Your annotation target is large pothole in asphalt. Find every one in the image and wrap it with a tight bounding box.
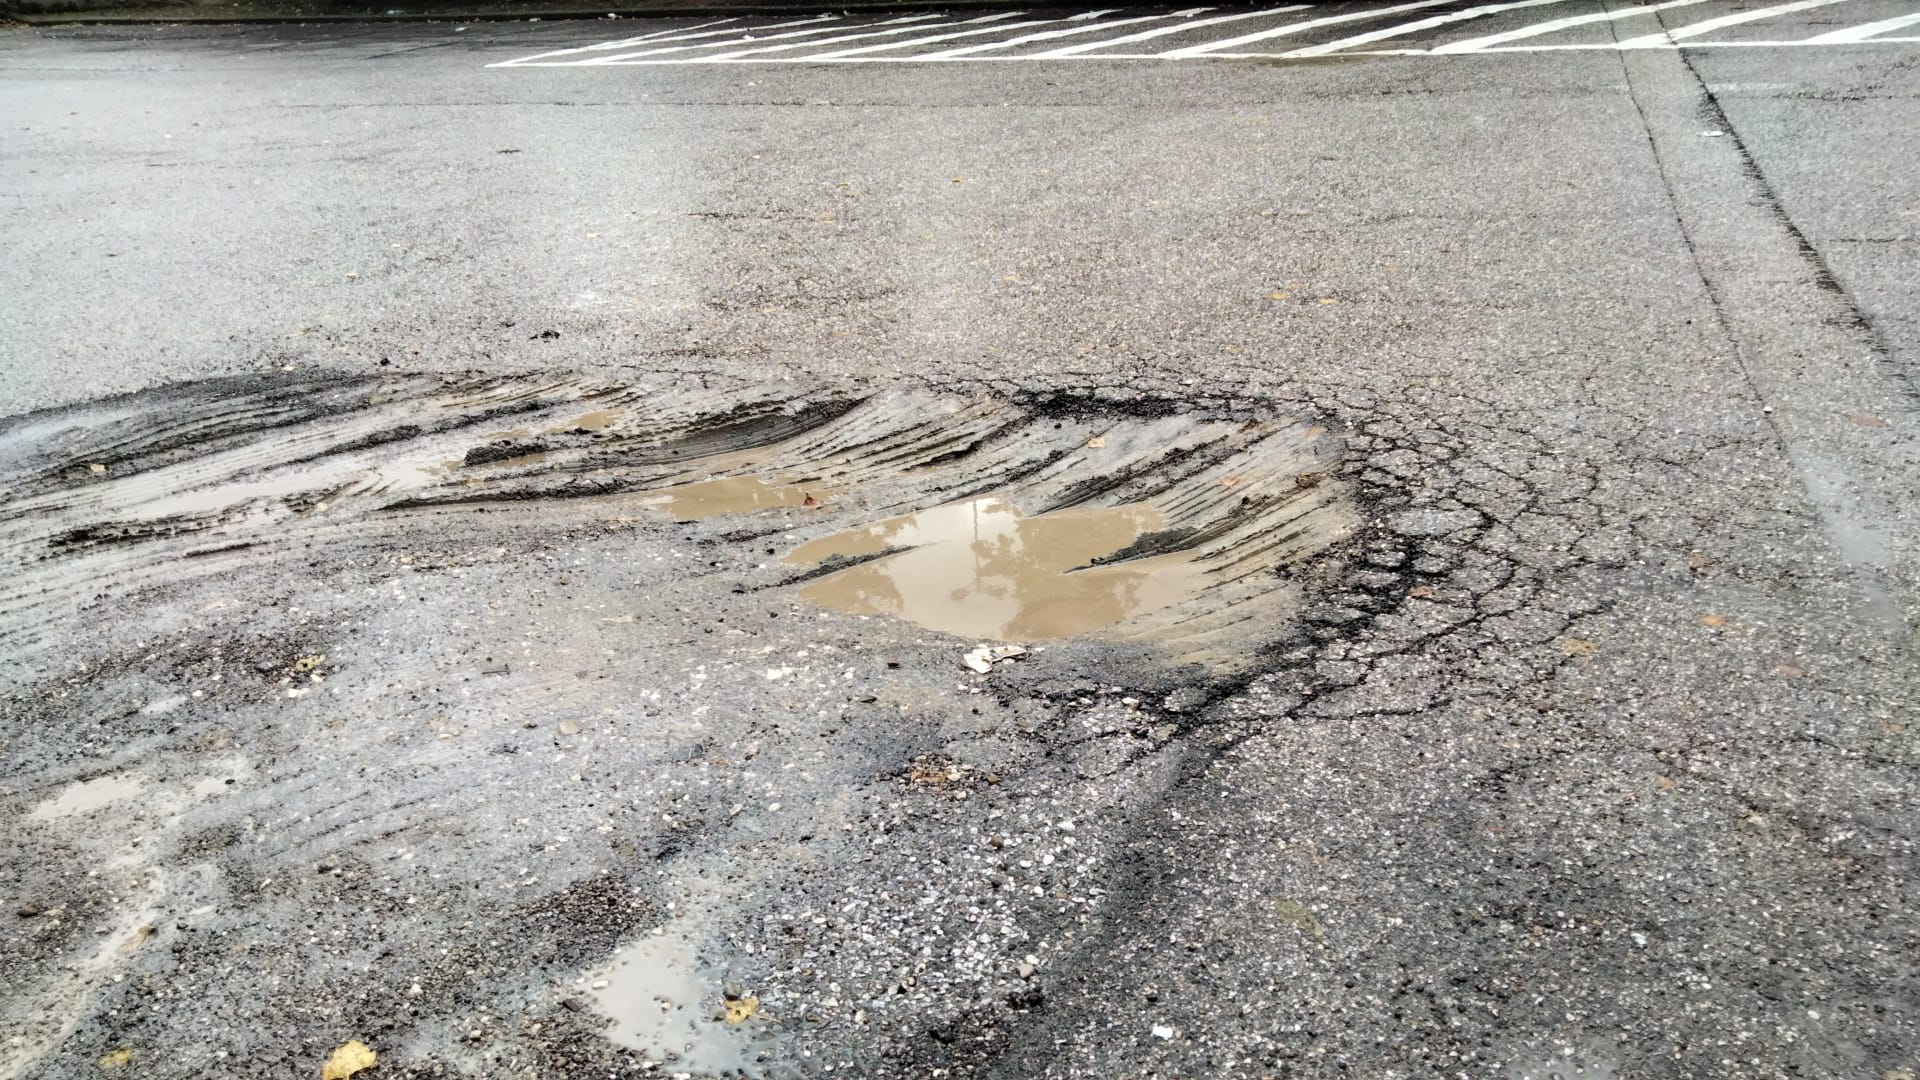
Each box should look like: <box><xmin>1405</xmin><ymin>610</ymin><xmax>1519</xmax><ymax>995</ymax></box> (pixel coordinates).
<box><xmin>0</xmin><ymin>372</ymin><xmax>1359</xmax><ymax>1076</ymax></box>
<box><xmin>1</xmin><ymin>372</ymin><xmax>1352</xmax><ymax>675</ymax></box>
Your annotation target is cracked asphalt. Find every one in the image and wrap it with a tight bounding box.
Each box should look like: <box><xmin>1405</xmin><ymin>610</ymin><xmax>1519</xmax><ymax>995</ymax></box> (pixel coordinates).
<box><xmin>1</xmin><ymin>8</ymin><xmax>1917</xmax><ymax>1080</ymax></box>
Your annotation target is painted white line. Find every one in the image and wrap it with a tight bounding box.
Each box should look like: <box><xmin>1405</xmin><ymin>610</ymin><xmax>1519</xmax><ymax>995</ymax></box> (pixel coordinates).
<box><xmin>583</xmin><ymin>14</ymin><xmax>941</xmax><ymax>63</ymax></box>
<box><xmin>1471</xmin><ymin>35</ymin><xmax>1919</xmax><ymax>50</ymax></box>
<box><xmin>1161</xmin><ymin>0</ymin><xmax>1480</xmax><ymax>58</ymax></box>
<box><xmin>1431</xmin><ymin>0</ymin><xmax>1712</xmax><ymax>53</ymax></box>
<box><xmin>700</xmin><ymin>12</ymin><xmax>1018</xmax><ymax>60</ymax></box>
<box><xmin>1803</xmin><ymin>10</ymin><xmax>1920</xmax><ymax>42</ymax></box>
<box><xmin>495</xmin><ymin>38</ymin><xmax>1920</xmax><ymax>65</ymax></box>
<box><xmin>1616</xmin><ymin>0</ymin><xmax>1857</xmax><ymax>46</ymax></box>
<box><xmin>488</xmin><ymin>17</ymin><xmax>768</xmax><ymax>66</ymax></box>
<box><xmin>919</xmin><ymin>9</ymin><xmax>1205</xmax><ymax>58</ymax></box>
<box><xmin>1285</xmin><ymin>0</ymin><xmax>1577</xmax><ymax>57</ymax></box>
<box><xmin>802</xmin><ymin>15</ymin><xmax>1082</xmax><ymax>58</ymax></box>
<box><xmin>804</xmin><ymin>10</ymin><xmax>1099</xmax><ymax>58</ymax></box>
<box><xmin>1032</xmin><ymin>5</ymin><xmax>1308</xmax><ymax>57</ymax></box>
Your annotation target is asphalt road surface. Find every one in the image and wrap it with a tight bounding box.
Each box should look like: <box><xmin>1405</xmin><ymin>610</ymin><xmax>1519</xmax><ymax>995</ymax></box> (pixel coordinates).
<box><xmin>2</xmin><ymin>3</ymin><xmax>1917</xmax><ymax>1079</ymax></box>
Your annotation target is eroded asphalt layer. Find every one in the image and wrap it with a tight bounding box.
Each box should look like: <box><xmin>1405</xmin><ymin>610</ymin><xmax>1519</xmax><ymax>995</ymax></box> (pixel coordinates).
<box><xmin>3</xmin><ymin>8</ymin><xmax>1919</xmax><ymax>1080</ymax></box>
<box><xmin>3</xmin><ymin>360</ymin><xmax>1915</xmax><ymax>1079</ymax></box>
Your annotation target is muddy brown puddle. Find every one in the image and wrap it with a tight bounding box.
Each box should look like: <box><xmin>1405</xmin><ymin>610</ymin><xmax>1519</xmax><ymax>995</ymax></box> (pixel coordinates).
<box><xmin>785</xmin><ymin>497</ymin><xmax>1208</xmax><ymax>641</ymax></box>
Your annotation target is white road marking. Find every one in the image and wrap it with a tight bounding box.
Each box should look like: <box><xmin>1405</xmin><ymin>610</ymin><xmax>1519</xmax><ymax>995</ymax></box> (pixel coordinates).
<box><xmin>804</xmin><ymin>14</ymin><xmax>1083</xmax><ymax>59</ymax></box>
<box><xmin>1285</xmin><ymin>0</ymin><xmax>1578</xmax><ymax>57</ymax></box>
<box><xmin>918</xmin><ymin>9</ymin><xmax>1207</xmax><ymax>59</ymax></box>
<box><xmin>1802</xmin><ymin>10</ymin><xmax>1920</xmax><ymax>42</ymax></box>
<box><xmin>1616</xmin><ymin>0</ymin><xmax>1858</xmax><ymax>47</ymax></box>
<box><xmin>492</xmin><ymin>2</ymin><xmax>1920</xmax><ymax>66</ymax></box>
<box><xmin>1032</xmin><ymin>5</ymin><xmax>1309</xmax><ymax>57</ymax></box>
<box><xmin>1160</xmin><ymin>0</ymin><xmax>1478</xmax><ymax>58</ymax></box>
<box><xmin>584</xmin><ymin>14</ymin><xmax>941</xmax><ymax>63</ymax></box>
<box><xmin>1431</xmin><ymin>0</ymin><xmax>1713</xmax><ymax>53</ymax></box>
<box><xmin>698</xmin><ymin>13</ymin><xmax>1020</xmax><ymax>61</ymax></box>
<box><xmin>491</xmin><ymin>16</ymin><xmax>784</xmax><ymax>66</ymax></box>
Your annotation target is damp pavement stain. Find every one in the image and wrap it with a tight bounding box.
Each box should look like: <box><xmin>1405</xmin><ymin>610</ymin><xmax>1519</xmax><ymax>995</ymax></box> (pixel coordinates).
<box><xmin>788</xmin><ymin>497</ymin><xmax>1208</xmax><ymax>641</ymax></box>
<box><xmin>634</xmin><ymin>473</ymin><xmax>817</xmax><ymax>523</ymax></box>
<box><xmin>27</xmin><ymin>773</ymin><xmax>147</xmax><ymax>821</ymax></box>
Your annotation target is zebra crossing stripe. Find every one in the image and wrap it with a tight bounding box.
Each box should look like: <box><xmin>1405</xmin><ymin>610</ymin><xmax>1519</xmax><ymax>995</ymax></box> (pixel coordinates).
<box><xmin>1615</xmin><ymin>0</ymin><xmax>1857</xmax><ymax>47</ymax></box>
<box><xmin>491</xmin><ymin>0</ymin><xmax>1920</xmax><ymax>67</ymax></box>
<box><xmin>1431</xmin><ymin>0</ymin><xmax>1713</xmax><ymax>54</ymax></box>
<box><xmin>1284</xmin><ymin>0</ymin><xmax>1577</xmax><ymax>57</ymax></box>
<box><xmin>806</xmin><ymin>10</ymin><xmax>1108</xmax><ymax>59</ymax></box>
<box><xmin>1032</xmin><ymin>5</ymin><xmax>1309</xmax><ymax>57</ymax></box>
<box><xmin>494</xmin><ymin>16</ymin><xmax>800</xmax><ymax>66</ymax></box>
<box><xmin>918</xmin><ymin>9</ymin><xmax>1210</xmax><ymax>59</ymax></box>
<box><xmin>1160</xmin><ymin>0</ymin><xmax>1481</xmax><ymax>58</ymax></box>
<box><xmin>584</xmin><ymin>13</ymin><xmax>940</xmax><ymax>63</ymax></box>
<box><xmin>698</xmin><ymin>12</ymin><xmax>1022</xmax><ymax>62</ymax></box>
<box><xmin>1799</xmin><ymin>9</ymin><xmax>1920</xmax><ymax>42</ymax></box>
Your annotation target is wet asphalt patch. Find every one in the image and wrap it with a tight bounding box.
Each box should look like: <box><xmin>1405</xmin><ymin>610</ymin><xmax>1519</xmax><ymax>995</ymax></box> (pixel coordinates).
<box><xmin>0</xmin><ymin>370</ymin><xmax>1366</xmax><ymax>1077</ymax></box>
<box><xmin>0</xmin><ymin>371</ymin><xmax>1352</xmax><ymax>675</ymax></box>
<box><xmin>3</xmin><ymin>369</ymin><xmax>1913</xmax><ymax>1079</ymax></box>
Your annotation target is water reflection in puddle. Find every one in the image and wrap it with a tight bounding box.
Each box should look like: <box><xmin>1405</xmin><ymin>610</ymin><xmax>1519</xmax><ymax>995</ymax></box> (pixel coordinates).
<box><xmin>585</xmin><ymin>932</ymin><xmax>755</xmax><ymax>1073</ymax></box>
<box><xmin>786</xmin><ymin>497</ymin><xmax>1207</xmax><ymax>641</ymax></box>
<box><xmin>636</xmin><ymin>475</ymin><xmax>815</xmax><ymax>523</ymax></box>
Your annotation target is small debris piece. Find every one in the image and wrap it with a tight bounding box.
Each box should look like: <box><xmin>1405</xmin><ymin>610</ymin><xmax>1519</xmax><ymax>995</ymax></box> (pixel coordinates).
<box><xmin>98</xmin><ymin>1049</ymin><xmax>134</xmax><ymax>1070</ymax></box>
<box><xmin>89</xmin><ymin>463</ymin><xmax>108</xmax><ymax>474</ymax></box>
<box><xmin>293</xmin><ymin>655</ymin><xmax>325</xmax><ymax>674</ymax></box>
<box><xmin>961</xmin><ymin>644</ymin><xmax>1027</xmax><ymax>673</ymax></box>
<box><xmin>1151</xmin><ymin>1025</ymin><xmax>1175</xmax><ymax>1040</ymax></box>
<box><xmin>1848</xmin><ymin>414</ymin><xmax>1889</xmax><ymax>428</ymax></box>
<box><xmin>1656</xmin><ymin>775</ymin><xmax>1677</xmax><ymax>792</ymax></box>
<box><xmin>320</xmin><ymin>1041</ymin><xmax>377</xmax><ymax>1080</ymax></box>
<box><xmin>116</xmin><ymin>925</ymin><xmax>154</xmax><ymax>956</ymax></box>
<box><xmin>1085</xmin><ymin>436</ymin><xmax>1106</xmax><ymax>449</ymax></box>
<box><xmin>1701</xmin><ymin>615</ymin><xmax>1727</xmax><ymax>628</ymax></box>
<box><xmin>1295</xmin><ymin>471</ymin><xmax>1325</xmax><ymax>488</ymax></box>
<box><xmin>801</xmin><ymin>493</ymin><xmax>821</xmax><ymax>508</ymax></box>
<box><xmin>1559</xmin><ymin>638</ymin><xmax>1598</xmax><ymax>658</ymax></box>
<box><xmin>1220</xmin><ymin>475</ymin><xmax>1240</xmax><ymax>488</ymax></box>
<box><xmin>723</xmin><ymin>996</ymin><xmax>760</xmax><ymax>1025</ymax></box>
<box><xmin>1273</xmin><ymin>899</ymin><xmax>1325</xmax><ymax>937</ymax></box>
<box><xmin>1776</xmin><ymin>662</ymin><xmax>1806</xmax><ymax>678</ymax></box>
<box><xmin>557</xmin><ymin>720</ymin><xmax>581</xmax><ymax>736</ymax></box>
<box><xmin>1407</xmin><ymin>585</ymin><xmax>1437</xmax><ymax>599</ymax></box>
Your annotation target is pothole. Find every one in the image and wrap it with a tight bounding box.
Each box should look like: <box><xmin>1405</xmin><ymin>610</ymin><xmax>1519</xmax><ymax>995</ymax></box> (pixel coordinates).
<box><xmin>0</xmin><ymin>374</ymin><xmax>1356</xmax><ymax>673</ymax></box>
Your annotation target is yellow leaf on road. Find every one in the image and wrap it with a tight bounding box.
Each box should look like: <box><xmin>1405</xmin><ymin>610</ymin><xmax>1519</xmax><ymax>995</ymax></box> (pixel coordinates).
<box><xmin>1085</xmin><ymin>436</ymin><xmax>1106</xmax><ymax>449</ymax></box>
<box><xmin>98</xmin><ymin>1049</ymin><xmax>134</xmax><ymax>1070</ymax></box>
<box><xmin>723</xmin><ymin>996</ymin><xmax>760</xmax><ymax>1025</ymax></box>
<box><xmin>321</xmin><ymin>1041</ymin><xmax>377</xmax><ymax>1080</ymax></box>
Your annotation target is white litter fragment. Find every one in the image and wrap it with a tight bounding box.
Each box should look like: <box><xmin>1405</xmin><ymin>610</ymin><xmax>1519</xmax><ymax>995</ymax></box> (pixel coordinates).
<box><xmin>1151</xmin><ymin>1024</ymin><xmax>1175</xmax><ymax>1040</ymax></box>
<box><xmin>961</xmin><ymin>644</ymin><xmax>1028</xmax><ymax>673</ymax></box>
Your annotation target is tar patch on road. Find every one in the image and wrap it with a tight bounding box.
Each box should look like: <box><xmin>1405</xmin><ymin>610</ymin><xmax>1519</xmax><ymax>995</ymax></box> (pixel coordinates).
<box><xmin>0</xmin><ymin>371</ymin><xmax>1352</xmax><ymax>674</ymax></box>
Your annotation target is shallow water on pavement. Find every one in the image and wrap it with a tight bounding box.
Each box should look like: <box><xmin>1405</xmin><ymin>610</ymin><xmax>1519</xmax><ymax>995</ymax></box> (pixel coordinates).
<box><xmin>787</xmin><ymin>497</ymin><xmax>1209</xmax><ymax>641</ymax></box>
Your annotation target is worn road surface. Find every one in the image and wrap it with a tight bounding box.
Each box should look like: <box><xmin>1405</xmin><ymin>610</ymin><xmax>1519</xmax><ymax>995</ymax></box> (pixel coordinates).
<box><xmin>2</xmin><ymin>3</ymin><xmax>1918</xmax><ymax>1078</ymax></box>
